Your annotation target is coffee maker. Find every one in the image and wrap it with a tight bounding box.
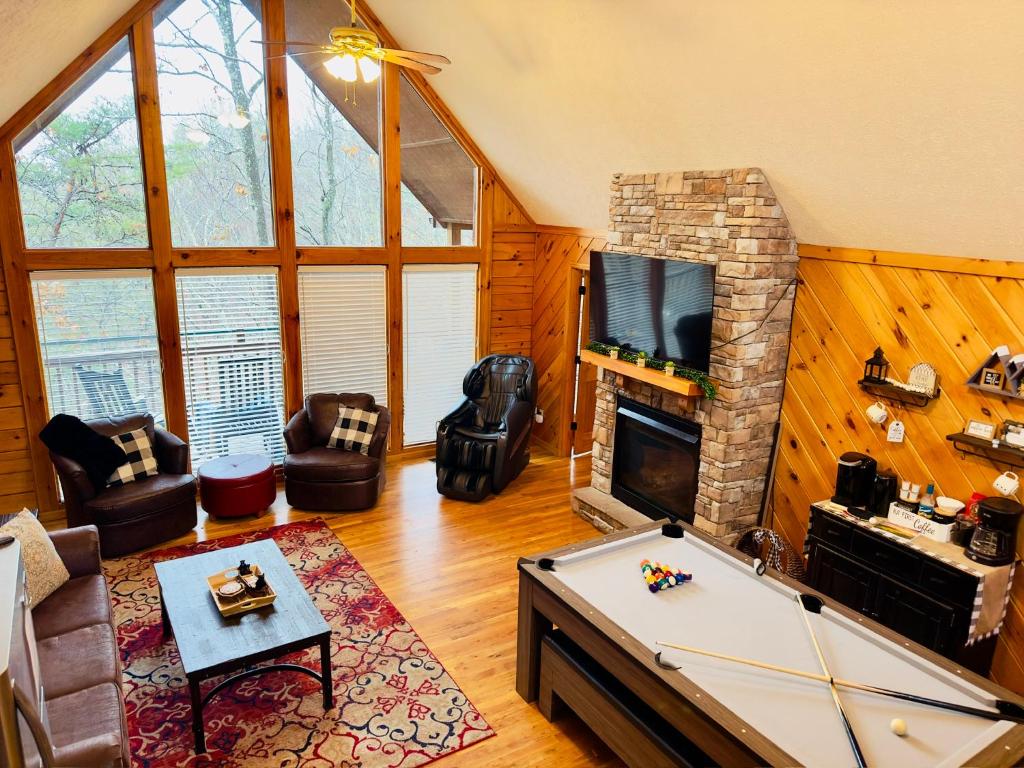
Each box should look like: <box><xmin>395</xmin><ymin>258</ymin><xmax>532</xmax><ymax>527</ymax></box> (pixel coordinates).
<box><xmin>832</xmin><ymin>452</ymin><xmax>877</xmax><ymax>517</ymax></box>
<box><xmin>965</xmin><ymin>497</ymin><xmax>1022</xmax><ymax>566</ymax></box>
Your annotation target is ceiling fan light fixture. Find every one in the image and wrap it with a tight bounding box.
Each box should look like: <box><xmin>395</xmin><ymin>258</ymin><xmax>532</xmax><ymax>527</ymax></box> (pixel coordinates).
<box><xmin>358</xmin><ymin>56</ymin><xmax>381</xmax><ymax>83</ymax></box>
<box><xmin>324</xmin><ymin>53</ymin><xmax>358</xmax><ymax>82</ymax></box>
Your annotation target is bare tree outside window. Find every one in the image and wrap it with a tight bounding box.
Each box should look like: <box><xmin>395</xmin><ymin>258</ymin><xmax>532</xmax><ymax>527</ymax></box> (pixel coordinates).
<box><xmin>155</xmin><ymin>0</ymin><xmax>274</xmax><ymax>247</ymax></box>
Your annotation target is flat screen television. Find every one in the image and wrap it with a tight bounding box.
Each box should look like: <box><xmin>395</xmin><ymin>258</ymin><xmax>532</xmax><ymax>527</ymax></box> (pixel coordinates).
<box><xmin>589</xmin><ymin>251</ymin><xmax>715</xmax><ymax>373</ymax></box>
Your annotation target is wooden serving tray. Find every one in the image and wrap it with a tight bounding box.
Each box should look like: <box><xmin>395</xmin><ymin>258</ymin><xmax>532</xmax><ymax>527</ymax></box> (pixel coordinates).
<box><xmin>207</xmin><ymin>564</ymin><xmax>276</xmax><ymax>617</ymax></box>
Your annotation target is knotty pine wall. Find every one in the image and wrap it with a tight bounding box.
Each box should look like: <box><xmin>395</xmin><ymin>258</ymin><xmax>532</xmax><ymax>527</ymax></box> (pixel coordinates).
<box><xmin>0</xmin><ymin>269</ymin><xmax>34</xmax><ymax>512</ymax></box>
<box><xmin>531</xmin><ymin>230</ymin><xmax>606</xmax><ymax>453</ymax></box>
<box><xmin>488</xmin><ymin>184</ymin><xmax>535</xmax><ymax>357</ymax></box>
<box><xmin>770</xmin><ymin>247</ymin><xmax>1024</xmax><ymax>693</ymax></box>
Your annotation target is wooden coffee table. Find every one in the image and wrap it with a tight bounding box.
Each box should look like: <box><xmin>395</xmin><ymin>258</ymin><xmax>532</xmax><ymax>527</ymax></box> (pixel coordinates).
<box><xmin>155</xmin><ymin>539</ymin><xmax>332</xmax><ymax>754</ymax></box>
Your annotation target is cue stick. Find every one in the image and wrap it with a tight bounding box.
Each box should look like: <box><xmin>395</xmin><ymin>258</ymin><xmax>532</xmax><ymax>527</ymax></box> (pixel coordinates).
<box><xmin>794</xmin><ymin>594</ymin><xmax>868</xmax><ymax>768</ymax></box>
<box><xmin>655</xmin><ymin>641</ymin><xmax>1021</xmax><ymax>723</ymax></box>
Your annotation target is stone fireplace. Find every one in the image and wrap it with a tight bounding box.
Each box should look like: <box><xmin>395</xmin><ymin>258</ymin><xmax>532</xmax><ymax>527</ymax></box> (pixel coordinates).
<box><xmin>572</xmin><ymin>168</ymin><xmax>798</xmax><ymax>540</ymax></box>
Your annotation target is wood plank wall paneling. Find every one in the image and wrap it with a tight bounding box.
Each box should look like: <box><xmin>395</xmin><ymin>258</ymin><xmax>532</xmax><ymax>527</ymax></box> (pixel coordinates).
<box><xmin>0</xmin><ymin>268</ymin><xmax>35</xmax><ymax>511</ymax></box>
<box><xmin>771</xmin><ymin>249</ymin><xmax>1024</xmax><ymax>694</ymax></box>
<box><xmin>531</xmin><ymin>231</ymin><xmax>606</xmax><ymax>454</ymax></box>
<box><xmin>487</xmin><ymin>182</ymin><xmax>536</xmax><ymax>356</ymax></box>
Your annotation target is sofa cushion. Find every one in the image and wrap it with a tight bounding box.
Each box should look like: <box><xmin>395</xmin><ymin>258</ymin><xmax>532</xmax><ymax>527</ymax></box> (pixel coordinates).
<box><xmin>48</xmin><ymin>682</ymin><xmax>128</xmax><ymax>768</ymax></box>
<box><xmin>32</xmin><ymin>574</ymin><xmax>112</xmax><ymax>640</ymax></box>
<box><xmin>85</xmin><ymin>473</ymin><xmax>196</xmax><ymax>524</ymax></box>
<box><xmin>0</xmin><ymin>510</ymin><xmax>70</xmax><ymax>608</ymax></box>
<box><xmin>284</xmin><ymin>447</ymin><xmax>379</xmax><ymax>483</ymax></box>
<box><xmin>38</xmin><ymin>624</ymin><xmax>120</xmax><ymax>699</ymax></box>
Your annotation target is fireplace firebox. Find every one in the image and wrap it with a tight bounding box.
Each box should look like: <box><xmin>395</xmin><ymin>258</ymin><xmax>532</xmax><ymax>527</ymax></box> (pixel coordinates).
<box><xmin>611</xmin><ymin>398</ymin><xmax>701</xmax><ymax>523</ymax></box>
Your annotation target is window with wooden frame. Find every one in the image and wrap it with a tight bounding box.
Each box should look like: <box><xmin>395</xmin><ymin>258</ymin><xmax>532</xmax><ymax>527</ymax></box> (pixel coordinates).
<box><xmin>402</xmin><ymin>264</ymin><xmax>478</xmax><ymax>445</ymax></box>
<box><xmin>399</xmin><ymin>74</ymin><xmax>478</xmax><ymax>247</ymax></box>
<box><xmin>0</xmin><ymin>0</ymin><xmax>516</xmax><ymax>512</ymax></box>
<box><xmin>13</xmin><ymin>41</ymin><xmax>148</xmax><ymax>249</ymax></box>
<box><xmin>286</xmin><ymin>3</ymin><xmax>383</xmax><ymax>247</ymax></box>
<box><xmin>175</xmin><ymin>268</ymin><xmax>286</xmax><ymax>465</ymax></box>
<box><xmin>154</xmin><ymin>0</ymin><xmax>275</xmax><ymax>247</ymax></box>
<box><xmin>31</xmin><ymin>270</ymin><xmax>165</xmax><ymax>424</ymax></box>
<box><xmin>297</xmin><ymin>265</ymin><xmax>388</xmax><ymax>401</ymax></box>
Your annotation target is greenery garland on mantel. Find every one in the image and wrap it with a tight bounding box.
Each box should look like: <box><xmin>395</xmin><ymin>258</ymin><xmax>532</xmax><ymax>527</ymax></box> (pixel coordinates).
<box><xmin>585</xmin><ymin>341</ymin><xmax>717</xmax><ymax>400</ymax></box>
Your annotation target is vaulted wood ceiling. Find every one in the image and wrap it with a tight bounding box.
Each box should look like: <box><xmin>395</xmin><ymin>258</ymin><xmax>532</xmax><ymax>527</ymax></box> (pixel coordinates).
<box><xmin>2</xmin><ymin>1</ymin><xmax>1021</xmax><ymax>259</ymax></box>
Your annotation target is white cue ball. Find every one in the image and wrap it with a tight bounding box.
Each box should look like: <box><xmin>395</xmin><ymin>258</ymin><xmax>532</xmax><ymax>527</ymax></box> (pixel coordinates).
<box><xmin>890</xmin><ymin>718</ymin><xmax>908</xmax><ymax>737</ymax></box>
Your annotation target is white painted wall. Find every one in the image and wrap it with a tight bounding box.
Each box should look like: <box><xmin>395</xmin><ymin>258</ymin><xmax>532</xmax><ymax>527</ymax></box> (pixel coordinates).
<box><xmin>2</xmin><ymin>1</ymin><xmax>1022</xmax><ymax>258</ymax></box>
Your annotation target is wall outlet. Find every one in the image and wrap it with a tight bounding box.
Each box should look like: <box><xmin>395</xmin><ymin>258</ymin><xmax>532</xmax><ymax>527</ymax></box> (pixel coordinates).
<box><xmin>535</xmin><ymin>408</ymin><xmax>544</xmax><ymax>424</ymax></box>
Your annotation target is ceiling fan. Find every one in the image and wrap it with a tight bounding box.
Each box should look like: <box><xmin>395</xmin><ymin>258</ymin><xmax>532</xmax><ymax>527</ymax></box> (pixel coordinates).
<box><xmin>256</xmin><ymin>0</ymin><xmax>450</xmax><ymax>84</ymax></box>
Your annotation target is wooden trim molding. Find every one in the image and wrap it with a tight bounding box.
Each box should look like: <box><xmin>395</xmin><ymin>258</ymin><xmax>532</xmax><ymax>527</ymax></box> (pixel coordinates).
<box><xmin>798</xmin><ymin>244</ymin><xmax>1024</xmax><ymax>279</ymax></box>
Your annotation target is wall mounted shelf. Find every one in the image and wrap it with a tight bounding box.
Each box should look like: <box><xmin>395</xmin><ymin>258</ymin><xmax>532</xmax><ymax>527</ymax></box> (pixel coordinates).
<box><xmin>580</xmin><ymin>349</ymin><xmax>703</xmax><ymax>398</ymax></box>
<box><xmin>965</xmin><ymin>382</ymin><xmax>1024</xmax><ymax>401</ymax></box>
<box><xmin>858</xmin><ymin>379</ymin><xmax>940</xmax><ymax>407</ymax></box>
<box><xmin>946</xmin><ymin>432</ymin><xmax>1024</xmax><ymax>470</ymax></box>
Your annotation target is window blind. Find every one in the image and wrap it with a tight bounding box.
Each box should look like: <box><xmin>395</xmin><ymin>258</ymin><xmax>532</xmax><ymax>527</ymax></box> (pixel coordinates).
<box><xmin>402</xmin><ymin>264</ymin><xmax>478</xmax><ymax>445</ymax></box>
<box><xmin>176</xmin><ymin>268</ymin><xmax>286</xmax><ymax>466</ymax></box>
<box><xmin>31</xmin><ymin>270</ymin><xmax>165</xmax><ymax>425</ymax></box>
<box><xmin>298</xmin><ymin>266</ymin><xmax>388</xmax><ymax>403</ymax></box>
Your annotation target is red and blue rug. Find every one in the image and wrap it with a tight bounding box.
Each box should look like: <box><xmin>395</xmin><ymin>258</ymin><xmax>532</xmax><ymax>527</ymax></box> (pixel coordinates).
<box><xmin>104</xmin><ymin>519</ymin><xmax>494</xmax><ymax>767</ymax></box>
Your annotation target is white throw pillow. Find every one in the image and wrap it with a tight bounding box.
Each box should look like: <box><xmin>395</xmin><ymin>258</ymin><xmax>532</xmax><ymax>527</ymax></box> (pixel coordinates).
<box><xmin>0</xmin><ymin>510</ymin><xmax>70</xmax><ymax>608</ymax></box>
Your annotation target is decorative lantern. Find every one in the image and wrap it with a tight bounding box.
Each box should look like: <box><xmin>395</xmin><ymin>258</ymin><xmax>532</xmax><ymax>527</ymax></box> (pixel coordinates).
<box><xmin>863</xmin><ymin>347</ymin><xmax>890</xmax><ymax>384</ymax></box>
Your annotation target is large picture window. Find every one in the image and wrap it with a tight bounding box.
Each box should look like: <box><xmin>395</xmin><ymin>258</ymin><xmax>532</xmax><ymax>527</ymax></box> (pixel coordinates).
<box><xmin>286</xmin><ymin>2</ymin><xmax>382</xmax><ymax>247</ymax></box>
<box><xmin>298</xmin><ymin>266</ymin><xmax>388</xmax><ymax>401</ymax></box>
<box><xmin>176</xmin><ymin>269</ymin><xmax>285</xmax><ymax>466</ymax></box>
<box><xmin>399</xmin><ymin>76</ymin><xmax>477</xmax><ymax>247</ymax></box>
<box><xmin>14</xmin><ymin>41</ymin><xmax>148</xmax><ymax>249</ymax></box>
<box><xmin>155</xmin><ymin>0</ymin><xmax>274</xmax><ymax>247</ymax></box>
<box><xmin>402</xmin><ymin>264</ymin><xmax>478</xmax><ymax>445</ymax></box>
<box><xmin>32</xmin><ymin>270</ymin><xmax>164</xmax><ymax>423</ymax></box>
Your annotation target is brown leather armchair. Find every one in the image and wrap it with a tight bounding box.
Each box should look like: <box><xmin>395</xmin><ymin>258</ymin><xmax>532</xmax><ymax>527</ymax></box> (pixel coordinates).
<box><xmin>282</xmin><ymin>393</ymin><xmax>390</xmax><ymax>511</ymax></box>
<box><xmin>49</xmin><ymin>413</ymin><xmax>197</xmax><ymax>558</ymax></box>
<box><xmin>436</xmin><ymin>355</ymin><xmax>536</xmax><ymax>501</ymax></box>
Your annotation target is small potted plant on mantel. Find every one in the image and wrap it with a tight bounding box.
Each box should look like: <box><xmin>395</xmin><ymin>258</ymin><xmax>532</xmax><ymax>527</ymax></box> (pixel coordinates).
<box><xmin>664</xmin><ymin>361</ymin><xmax>676</xmax><ymax>377</ymax></box>
<box><xmin>608</xmin><ymin>346</ymin><xmax>620</xmax><ymax>360</ymax></box>
<box><xmin>635</xmin><ymin>351</ymin><xmax>648</xmax><ymax>368</ymax></box>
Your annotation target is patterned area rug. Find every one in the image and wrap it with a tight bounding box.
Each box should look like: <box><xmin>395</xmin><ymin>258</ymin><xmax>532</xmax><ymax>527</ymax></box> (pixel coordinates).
<box><xmin>104</xmin><ymin>519</ymin><xmax>493</xmax><ymax>767</ymax></box>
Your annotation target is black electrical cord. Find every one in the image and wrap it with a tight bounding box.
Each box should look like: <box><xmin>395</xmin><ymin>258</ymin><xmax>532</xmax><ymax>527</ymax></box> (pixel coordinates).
<box><xmin>709</xmin><ymin>277</ymin><xmax>798</xmax><ymax>350</ymax></box>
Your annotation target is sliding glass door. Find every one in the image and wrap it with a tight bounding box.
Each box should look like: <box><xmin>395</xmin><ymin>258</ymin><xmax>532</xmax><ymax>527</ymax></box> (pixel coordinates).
<box><xmin>176</xmin><ymin>268</ymin><xmax>286</xmax><ymax>466</ymax></box>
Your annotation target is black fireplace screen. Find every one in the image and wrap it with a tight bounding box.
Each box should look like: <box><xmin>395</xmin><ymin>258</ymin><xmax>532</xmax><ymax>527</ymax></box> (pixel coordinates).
<box><xmin>611</xmin><ymin>398</ymin><xmax>701</xmax><ymax>523</ymax></box>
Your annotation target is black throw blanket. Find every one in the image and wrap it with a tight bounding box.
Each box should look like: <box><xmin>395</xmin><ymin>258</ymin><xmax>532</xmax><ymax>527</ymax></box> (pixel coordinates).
<box><xmin>39</xmin><ymin>414</ymin><xmax>128</xmax><ymax>491</ymax></box>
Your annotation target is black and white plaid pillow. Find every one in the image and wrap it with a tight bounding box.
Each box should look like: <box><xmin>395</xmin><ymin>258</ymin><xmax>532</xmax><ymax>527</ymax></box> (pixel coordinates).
<box><xmin>106</xmin><ymin>428</ymin><xmax>159</xmax><ymax>487</ymax></box>
<box><xmin>327</xmin><ymin>406</ymin><xmax>378</xmax><ymax>455</ymax></box>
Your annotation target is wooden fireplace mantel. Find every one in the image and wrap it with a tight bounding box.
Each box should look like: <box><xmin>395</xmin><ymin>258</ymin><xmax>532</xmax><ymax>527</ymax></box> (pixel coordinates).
<box><xmin>580</xmin><ymin>349</ymin><xmax>704</xmax><ymax>398</ymax></box>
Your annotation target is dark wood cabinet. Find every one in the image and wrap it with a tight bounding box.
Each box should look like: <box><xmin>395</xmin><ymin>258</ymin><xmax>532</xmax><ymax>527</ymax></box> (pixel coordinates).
<box><xmin>805</xmin><ymin>505</ymin><xmax>995</xmax><ymax>674</ymax></box>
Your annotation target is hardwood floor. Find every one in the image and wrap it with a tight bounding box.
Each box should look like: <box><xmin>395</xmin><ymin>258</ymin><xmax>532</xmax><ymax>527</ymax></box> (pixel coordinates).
<box><xmin>132</xmin><ymin>450</ymin><xmax>622</xmax><ymax>767</ymax></box>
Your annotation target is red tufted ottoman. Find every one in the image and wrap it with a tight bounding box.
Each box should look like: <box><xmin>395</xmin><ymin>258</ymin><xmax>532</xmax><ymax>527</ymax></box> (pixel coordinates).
<box><xmin>198</xmin><ymin>454</ymin><xmax>277</xmax><ymax>519</ymax></box>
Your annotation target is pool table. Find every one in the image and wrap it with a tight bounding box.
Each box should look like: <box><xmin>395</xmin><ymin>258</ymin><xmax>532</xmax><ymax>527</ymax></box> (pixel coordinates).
<box><xmin>517</xmin><ymin>520</ymin><xmax>1024</xmax><ymax>767</ymax></box>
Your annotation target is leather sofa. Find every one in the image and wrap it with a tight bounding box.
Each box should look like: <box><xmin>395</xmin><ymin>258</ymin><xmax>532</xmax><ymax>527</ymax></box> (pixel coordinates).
<box><xmin>49</xmin><ymin>413</ymin><xmax>197</xmax><ymax>558</ymax></box>
<box><xmin>33</xmin><ymin>525</ymin><xmax>129</xmax><ymax>766</ymax></box>
<box><xmin>436</xmin><ymin>355</ymin><xmax>536</xmax><ymax>501</ymax></box>
<box><xmin>282</xmin><ymin>393</ymin><xmax>391</xmax><ymax>511</ymax></box>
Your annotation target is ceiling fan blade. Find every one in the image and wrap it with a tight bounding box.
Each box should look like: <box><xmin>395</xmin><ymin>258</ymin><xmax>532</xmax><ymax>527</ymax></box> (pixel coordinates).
<box><xmin>263</xmin><ymin>49</ymin><xmax>331</xmax><ymax>60</ymax></box>
<box><xmin>379</xmin><ymin>48</ymin><xmax>451</xmax><ymax>66</ymax></box>
<box><xmin>252</xmin><ymin>39</ymin><xmax>325</xmax><ymax>48</ymax></box>
<box><xmin>378</xmin><ymin>52</ymin><xmax>442</xmax><ymax>74</ymax></box>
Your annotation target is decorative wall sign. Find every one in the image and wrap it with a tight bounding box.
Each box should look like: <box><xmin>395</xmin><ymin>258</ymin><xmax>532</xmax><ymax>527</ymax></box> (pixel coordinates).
<box><xmin>1002</xmin><ymin>420</ymin><xmax>1024</xmax><ymax>448</ymax></box>
<box><xmin>887</xmin><ymin>419</ymin><xmax>905</xmax><ymax>443</ymax></box>
<box><xmin>966</xmin><ymin>420</ymin><xmax>997</xmax><ymax>440</ymax></box>
<box><xmin>981</xmin><ymin>367</ymin><xmax>1006</xmax><ymax>390</ymax></box>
